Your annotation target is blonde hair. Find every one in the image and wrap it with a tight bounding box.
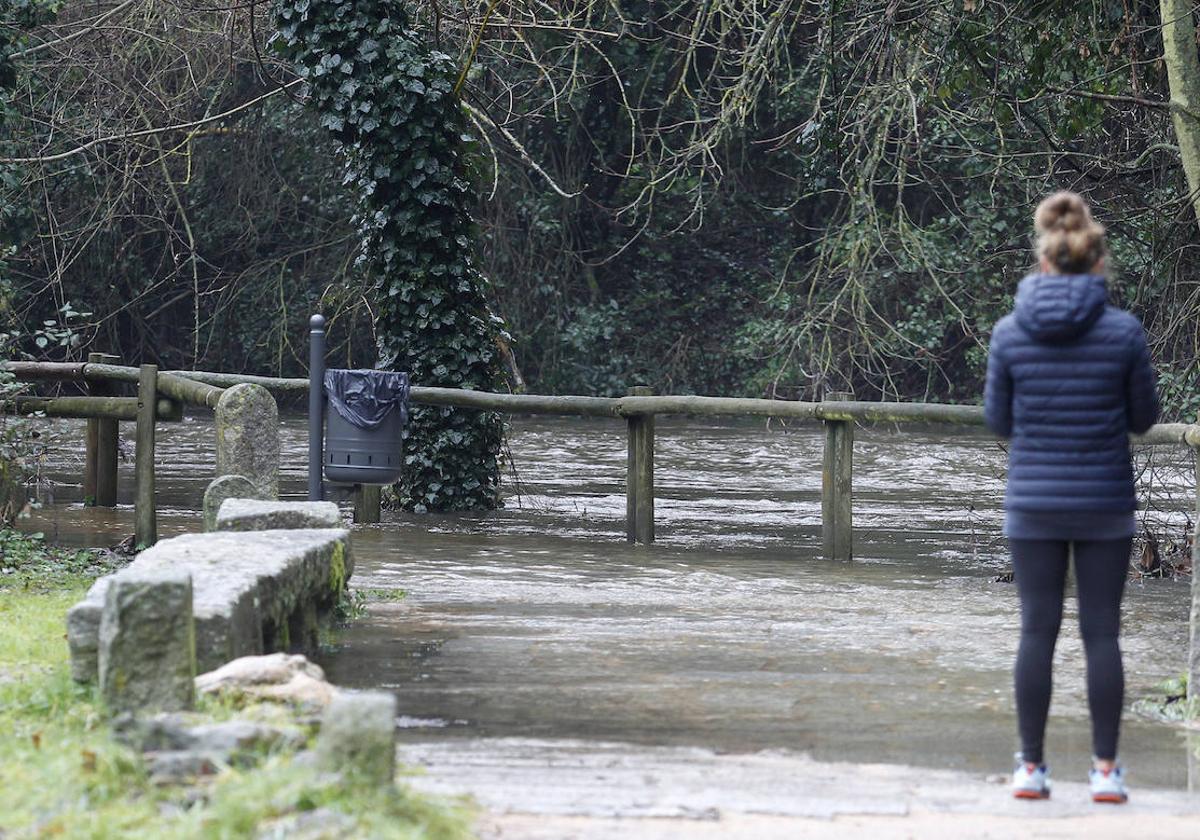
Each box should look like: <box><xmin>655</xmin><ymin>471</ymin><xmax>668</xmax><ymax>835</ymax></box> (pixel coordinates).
<box><xmin>1034</xmin><ymin>191</ymin><xmax>1106</xmax><ymax>275</ymax></box>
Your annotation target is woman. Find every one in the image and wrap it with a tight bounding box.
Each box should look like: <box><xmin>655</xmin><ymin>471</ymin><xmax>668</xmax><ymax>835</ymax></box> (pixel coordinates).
<box><xmin>984</xmin><ymin>191</ymin><xmax>1158</xmax><ymax>803</ymax></box>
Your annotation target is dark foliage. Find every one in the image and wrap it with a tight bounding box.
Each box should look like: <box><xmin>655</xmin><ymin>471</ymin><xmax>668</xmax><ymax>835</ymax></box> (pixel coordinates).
<box><xmin>2</xmin><ymin>2</ymin><xmax>1200</xmax><ymax>421</ymax></box>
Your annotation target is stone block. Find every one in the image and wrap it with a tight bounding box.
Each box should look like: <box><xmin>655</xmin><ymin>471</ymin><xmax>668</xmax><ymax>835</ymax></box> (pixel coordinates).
<box><xmin>66</xmin><ymin>593</ymin><xmax>103</xmax><ymax>683</ymax></box>
<box><xmin>68</xmin><ymin>529</ymin><xmax>352</xmax><ymax>682</ymax></box>
<box><xmin>203</xmin><ymin>474</ymin><xmax>266</xmax><ymax>532</ymax></box>
<box><xmin>215</xmin><ymin>384</ymin><xmax>280</xmax><ymax>498</ymax></box>
<box><xmin>143</xmin><ymin>750</ymin><xmax>220</xmax><ymax>785</ymax></box>
<box><xmin>216</xmin><ymin>499</ymin><xmax>342</xmax><ymax>532</ymax></box>
<box><xmin>315</xmin><ymin>691</ymin><xmax>397</xmax><ymax>785</ymax></box>
<box><xmin>118</xmin><ymin>712</ymin><xmax>306</xmax><ymax>758</ymax></box>
<box><xmin>255</xmin><ymin>808</ymin><xmax>356</xmax><ymax>840</ymax></box>
<box><xmin>99</xmin><ymin>570</ymin><xmax>196</xmax><ymax>715</ymax></box>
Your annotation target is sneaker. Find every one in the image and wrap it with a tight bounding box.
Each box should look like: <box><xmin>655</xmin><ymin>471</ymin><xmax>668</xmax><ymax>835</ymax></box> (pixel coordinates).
<box><xmin>1089</xmin><ymin>764</ymin><xmax>1128</xmax><ymax>804</ymax></box>
<box><xmin>1012</xmin><ymin>753</ymin><xmax>1051</xmax><ymax>800</ymax></box>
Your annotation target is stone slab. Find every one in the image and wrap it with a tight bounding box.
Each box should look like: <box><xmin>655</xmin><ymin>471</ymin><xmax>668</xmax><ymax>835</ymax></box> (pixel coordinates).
<box><xmin>69</xmin><ymin>529</ymin><xmax>352</xmax><ymax>682</ymax></box>
<box><xmin>216</xmin><ymin>499</ymin><xmax>342</xmax><ymax>532</ymax></box>
<box><xmin>203</xmin><ymin>475</ymin><xmax>267</xmax><ymax>532</ymax></box>
<box><xmin>98</xmin><ymin>570</ymin><xmax>196</xmax><ymax>714</ymax></box>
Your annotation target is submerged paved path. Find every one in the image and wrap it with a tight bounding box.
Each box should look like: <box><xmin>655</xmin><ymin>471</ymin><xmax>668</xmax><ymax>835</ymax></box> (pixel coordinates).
<box><xmin>400</xmin><ymin>739</ymin><xmax>1200</xmax><ymax>839</ymax></box>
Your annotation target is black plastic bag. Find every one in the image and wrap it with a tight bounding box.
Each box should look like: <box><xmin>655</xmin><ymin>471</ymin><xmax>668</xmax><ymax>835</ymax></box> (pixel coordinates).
<box><xmin>324</xmin><ymin>369</ymin><xmax>410</xmax><ymax>430</ymax></box>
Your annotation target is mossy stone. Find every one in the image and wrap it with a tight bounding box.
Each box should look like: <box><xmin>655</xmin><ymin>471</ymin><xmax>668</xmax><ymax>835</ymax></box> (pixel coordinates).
<box><xmin>202</xmin><ymin>475</ymin><xmax>263</xmax><ymax>532</ymax></box>
<box><xmin>215</xmin><ymin>384</ymin><xmax>280</xmax><ymax>499</ymax></box>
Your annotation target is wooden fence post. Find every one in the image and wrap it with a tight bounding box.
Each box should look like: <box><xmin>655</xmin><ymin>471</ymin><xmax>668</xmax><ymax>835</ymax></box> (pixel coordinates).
<box><xmin>135</xmin><ymin>364</ymin><xmax>158</xmax><ymax>548</ymax></box>
<box><xmin>84</xmin><ymin>352</ymin><xmax>120</xmax><ymax>507</ymax></box>
<box><xmin>353</xmin><ymin>484</ymin><xmax>382</xmax><ymax>524</ymax></box>
<box><xmin>822</xmin><ymin>391</ymin><xmax>854</xmax><ymax>561</ymax></box>
<box><xmin>625</xmin><ymin>385</ymin><xmax>655</xmax><ymax>544</ymax></box>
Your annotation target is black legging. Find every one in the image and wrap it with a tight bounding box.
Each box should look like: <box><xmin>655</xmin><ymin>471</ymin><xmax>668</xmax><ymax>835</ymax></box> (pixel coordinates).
<box><xmin>1011</xmin><ymin>537</ymin><xmax>1130</xmax><ymax>765</ymax></box>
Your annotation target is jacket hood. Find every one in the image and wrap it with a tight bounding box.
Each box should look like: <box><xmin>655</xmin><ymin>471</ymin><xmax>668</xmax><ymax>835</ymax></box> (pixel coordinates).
<box><xmin>1014</xmin><ymin>273</ymin><xmax>1108</xmax><ymax>342</ymax></box>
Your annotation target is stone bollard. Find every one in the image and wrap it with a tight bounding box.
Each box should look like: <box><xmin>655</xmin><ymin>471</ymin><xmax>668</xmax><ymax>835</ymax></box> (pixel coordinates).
<box><xmin>315</xmin><ymin>691</ymin><xmax>396</xmax><ymax>785</ymax></box>
<box><xmin>215</xmin><ymin>384</ymin><xmax>280</xmax><ymax>499</ymax></box>
<box><xmin>66</xmin><ymin>594</ymin><xmax>103</xmax><ymax>683</ymax></box>
<box><xmin>98</xmin><ymin>570</ymin><xmax>196</xmax><ymax>715</ymax></box>
<box><xmin>202</xmin><ymin>474</ymin><xmax>265</xmax><ymax>532</ymax></box>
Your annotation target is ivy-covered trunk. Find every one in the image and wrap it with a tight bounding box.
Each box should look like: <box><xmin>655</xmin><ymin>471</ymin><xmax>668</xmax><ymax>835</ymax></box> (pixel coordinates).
<box><xmin>273</xmin><ymin>0</ymin><xmax>504</xmax><ymax>511</ymax></box>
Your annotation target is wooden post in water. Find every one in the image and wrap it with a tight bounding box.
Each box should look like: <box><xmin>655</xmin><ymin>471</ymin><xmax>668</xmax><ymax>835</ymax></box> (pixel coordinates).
<box><xmin>354</xmin><ymin>484</ymin><xmax>382</xmax><ymax>524</ymax></box>
<box><xmin>625</xmin><ymin>385</ymin><xmax>655</xmax><ymax>544</ymax></box>
<box><xmin>822</xmin><ymin>391</ymin><xmax>854</xmax><ymax>561</ymax></box>
<box><xmin>134</xmin><ymin>364</ymin><xmax>158</xmax><ymax>548</ymax></box>
<box><xmin>84</xmin><ymin>352</ymin><xmax>121</xmax><ymax>507</ymax></box>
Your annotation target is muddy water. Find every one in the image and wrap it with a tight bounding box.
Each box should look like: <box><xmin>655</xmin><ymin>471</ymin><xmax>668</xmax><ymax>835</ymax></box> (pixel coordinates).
<box><xmin>28</xmin><ymin>415</ymin><xmax>1200</xmax><ymax>791</ymax></box>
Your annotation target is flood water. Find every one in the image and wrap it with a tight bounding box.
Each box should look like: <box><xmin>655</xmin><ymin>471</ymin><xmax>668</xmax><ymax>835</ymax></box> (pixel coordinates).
<box><xmin>27</xmin><ymin>414</ymin><xmax>1200</xmax><ymax>792</ymax></box>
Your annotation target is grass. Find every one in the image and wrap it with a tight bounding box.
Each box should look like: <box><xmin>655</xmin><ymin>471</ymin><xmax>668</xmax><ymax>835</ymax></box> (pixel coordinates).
<box><xmin>0</xmin><ymin>527</ymin><xmax>126</xmax><ymax>591</ymax></box>
<box><xmin>1131</xmin><ymin>674</ymin><xmax>1200</xmax><ymax>725</ymax></box>
<box><xmin>0</xmin><ymin>532</ymin><xmax>474</xmax><ymax>839</ymax></box>
<box><xmin>334</xmin><ymin>586</ymin><xmax>408</xmax><ymax>623</ymax></box>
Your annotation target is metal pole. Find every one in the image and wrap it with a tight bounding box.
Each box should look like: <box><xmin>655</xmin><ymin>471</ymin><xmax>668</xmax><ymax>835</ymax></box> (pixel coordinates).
<box><xmin>308</xmin><ymin>314</ymin><xmax>326</xmax><ymax>501</ymax></box>
<box><xmin>134</xmin><ymin>364</ymin><xmax>158</xmax><ymax>548</ymax></box>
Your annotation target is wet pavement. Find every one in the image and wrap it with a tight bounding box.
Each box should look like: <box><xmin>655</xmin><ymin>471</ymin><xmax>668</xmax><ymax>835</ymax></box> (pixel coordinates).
<box><xmin>403</xmin><ymin>737</ymin><xmax>1200</xmax><ymax>820</ymax></box>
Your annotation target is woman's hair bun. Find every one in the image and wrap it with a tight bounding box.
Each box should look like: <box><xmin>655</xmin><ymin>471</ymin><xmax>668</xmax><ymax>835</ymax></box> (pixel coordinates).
<box><xmin>1034</xmin><ymin>191</ymin><xmax>1106</xmax><ymax>274</ymax></box>
<box><xmin>1035</xmin><ymin>191</ymin><xmax>1088</xmax><ymax>233</ymax></box>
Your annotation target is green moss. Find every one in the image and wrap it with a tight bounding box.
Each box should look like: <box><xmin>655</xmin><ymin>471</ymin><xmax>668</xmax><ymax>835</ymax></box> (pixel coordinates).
<box><xmin>0</xmin><ymin>578</ymin><xmax>472</xmax><ymax>838</ymax></box>
<box><xmin>328</xmin><ymin>541</ymin><xmax>346</xmax><ymax>595</ymax></box>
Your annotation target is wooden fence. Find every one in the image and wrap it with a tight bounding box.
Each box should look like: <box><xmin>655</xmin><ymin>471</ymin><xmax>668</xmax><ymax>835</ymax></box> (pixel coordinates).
<box><xmin>1</xmin><ymin>359</ymin><xmax>380</xmax><ymax>545</ymax></box>
<box><xmin>5</xmin><ymin>357</ymin><xmax>1199</xmax><ymax>562</ymax></box>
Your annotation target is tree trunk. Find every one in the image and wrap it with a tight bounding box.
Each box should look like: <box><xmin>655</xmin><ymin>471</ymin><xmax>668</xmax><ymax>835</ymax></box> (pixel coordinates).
<box><xmin>1162</xmin><ymin>0</ymin><xmax>1200</xmax><ymax>230</ymax></box>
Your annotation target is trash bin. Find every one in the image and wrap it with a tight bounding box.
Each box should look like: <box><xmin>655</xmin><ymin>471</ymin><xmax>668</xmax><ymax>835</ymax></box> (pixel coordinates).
<box><xmin>323</xmin><ymin>369</ymin><xmax>409</xmax><ymax>485</ymax></box>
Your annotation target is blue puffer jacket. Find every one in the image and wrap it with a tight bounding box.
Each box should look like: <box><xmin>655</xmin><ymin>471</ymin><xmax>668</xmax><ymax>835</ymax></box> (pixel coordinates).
<box><xmin>984</xmin><ymin>273</ymin><xmax>1158</xmax><ymax>539</ymax></box>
